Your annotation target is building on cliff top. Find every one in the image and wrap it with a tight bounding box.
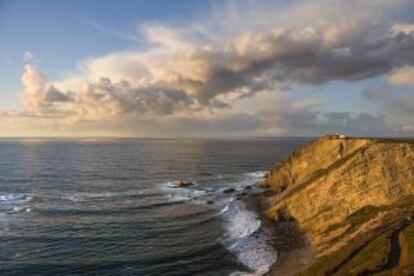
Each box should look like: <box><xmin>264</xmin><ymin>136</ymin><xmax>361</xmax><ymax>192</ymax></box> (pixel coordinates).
<box><xmin>325</xmin><ymin>133</ymin><xmax>347</xmax><ymax>139</ymax></box>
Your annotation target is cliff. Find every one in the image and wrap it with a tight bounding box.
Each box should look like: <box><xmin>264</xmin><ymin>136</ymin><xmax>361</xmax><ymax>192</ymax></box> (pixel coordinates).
<box><xmin>259</xmin><ymin>136</ymin><xmax>414</xmax><ymax>275</ymax></box>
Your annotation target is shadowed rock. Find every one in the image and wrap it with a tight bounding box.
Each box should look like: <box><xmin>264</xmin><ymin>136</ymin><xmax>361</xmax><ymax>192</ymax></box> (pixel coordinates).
<box><xmin>234</xmin><ymin>192</ymin><xmax>247</xmax><ymax>200</ymax></box>
<box><xmin>223</xmin><ymin>188</ymin><xmax>235</xmax><ymax>194</ymax></box>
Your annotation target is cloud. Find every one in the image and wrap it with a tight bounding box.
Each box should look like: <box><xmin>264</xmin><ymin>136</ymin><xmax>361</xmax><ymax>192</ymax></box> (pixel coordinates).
<box><xmin>4</xmin><ymin>0</ymin><xmax>414</xmax><ymax>136</ymax></box>
<box><xmin>390</xmin><ymin>23</ymin><xmax>414</xmax><ymax>36</ymax></box>
<box><xmin>20</xmin><ymin>65</ymin><xmax>196</xmax><ymax>123</ymax></box>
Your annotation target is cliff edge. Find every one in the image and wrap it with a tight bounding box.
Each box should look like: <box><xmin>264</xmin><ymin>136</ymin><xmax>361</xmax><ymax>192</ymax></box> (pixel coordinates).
<box><xmin>259</xmin><ymin>136</ymin><xmax>414</xmax><ymax>275</ymax></box>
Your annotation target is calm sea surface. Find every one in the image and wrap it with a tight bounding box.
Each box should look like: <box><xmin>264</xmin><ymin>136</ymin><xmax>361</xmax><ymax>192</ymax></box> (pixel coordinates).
<box><xmin>0</xmin><ymin>137</ymin><xmax>311</xmax><ymax>276</ymax></box>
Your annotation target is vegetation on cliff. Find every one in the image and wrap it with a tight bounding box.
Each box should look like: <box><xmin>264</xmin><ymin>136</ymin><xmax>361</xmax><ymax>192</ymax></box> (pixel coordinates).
<box><xmin>259</xmin><ymin>136</ymin><xmax>414</xmax><ymax>275</ymax></box>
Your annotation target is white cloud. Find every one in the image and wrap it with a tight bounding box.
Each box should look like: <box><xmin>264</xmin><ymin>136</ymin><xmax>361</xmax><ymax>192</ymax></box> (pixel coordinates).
<box><xmin>3</xmin><ymin>0</ymin><xmax>414</xmax><ymax>136</ymax></box>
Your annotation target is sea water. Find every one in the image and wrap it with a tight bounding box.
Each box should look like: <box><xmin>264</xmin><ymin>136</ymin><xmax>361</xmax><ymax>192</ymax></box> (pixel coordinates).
<box><xmin>0</xmin><ymin>137</ymin><xmax>311</xmax><ymax>275</ymax></box>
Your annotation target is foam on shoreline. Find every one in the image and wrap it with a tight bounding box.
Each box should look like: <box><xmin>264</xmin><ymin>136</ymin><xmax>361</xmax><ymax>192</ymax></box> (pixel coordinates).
<box><xmin>221</xmin><ymin>200</ymin><xmax>277</xmax><ymax>276</ymax></box>
<box><xmin>152</xmin><ymin>171</ymin><xmax>278</xmax><ymax>275</ymax></box>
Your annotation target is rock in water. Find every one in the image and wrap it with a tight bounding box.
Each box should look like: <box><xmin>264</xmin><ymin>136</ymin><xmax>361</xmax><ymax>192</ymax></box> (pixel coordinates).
<box><xmin>174</xmin><ymin>180</ymin><xmax>194</xmax><ymax>188</ymax></box>
<box><xmin>234</xmin><ymin>192</ymin><xmax>247</xmax><ymax>200</ymax></box>
<box><xmin>222</xmin><ymin>188</ymin><xmax>235</xmax><ymax>194</ymax></box>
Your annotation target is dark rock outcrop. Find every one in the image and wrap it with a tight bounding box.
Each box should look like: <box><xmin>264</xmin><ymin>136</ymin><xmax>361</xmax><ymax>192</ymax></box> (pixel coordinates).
<box><xmin>223</xmin><ymin>188</ymin><xmax>235</xmax><ymax>194</ymax></box>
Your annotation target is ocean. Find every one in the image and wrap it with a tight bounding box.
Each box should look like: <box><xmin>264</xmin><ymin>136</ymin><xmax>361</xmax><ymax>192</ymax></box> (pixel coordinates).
<box><xmin>0</xmin><ymin>137</ymin><xmax>311</xmax><ymax>276</ymax></box>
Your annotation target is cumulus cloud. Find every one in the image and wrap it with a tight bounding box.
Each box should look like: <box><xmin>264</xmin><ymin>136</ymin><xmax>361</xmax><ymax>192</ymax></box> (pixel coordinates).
<box><xmin>21</xmin><ymin>65</ymin><xmax>72</xmax><ymax>109</ymax></box>
<box><xmin>20</xmin><ymin>65</ymin><xmax>196</xmax><ymax>123</ymax></box>
<box><xmin>4</xmin><ymin>0</ymin><xmax>414</xmax><ymax>136</ymax></box>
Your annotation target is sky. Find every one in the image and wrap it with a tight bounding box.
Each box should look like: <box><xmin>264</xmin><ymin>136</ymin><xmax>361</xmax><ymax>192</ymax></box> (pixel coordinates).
<box><xmin>0</xmin><ymin>0</ymin><xmax>414</xmax><ymax>137</ymax></box>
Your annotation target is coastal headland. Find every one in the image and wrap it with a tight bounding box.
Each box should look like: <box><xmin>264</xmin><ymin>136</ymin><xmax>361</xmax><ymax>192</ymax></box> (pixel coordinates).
<box><xmin>257</xmin><ymin>136</ymin><xmax>414</xmax><ymax>275</ymax></box>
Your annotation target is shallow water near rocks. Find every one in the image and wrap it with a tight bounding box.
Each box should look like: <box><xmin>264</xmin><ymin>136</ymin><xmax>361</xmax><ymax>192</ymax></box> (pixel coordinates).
<box><xmin>0</xmin><ymin>137</ymin><xmax>311</xmax><ymax>275</ymax></box>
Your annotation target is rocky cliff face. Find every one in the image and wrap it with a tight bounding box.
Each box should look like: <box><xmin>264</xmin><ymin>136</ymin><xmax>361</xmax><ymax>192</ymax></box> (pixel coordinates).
<box><xmin>260</xmin><ymin>136</ymin><xmax>414</xmax><ymax>275</ymax></box>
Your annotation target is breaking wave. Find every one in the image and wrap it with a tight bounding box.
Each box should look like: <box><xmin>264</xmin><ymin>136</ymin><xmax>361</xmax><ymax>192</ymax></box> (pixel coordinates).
<box><xmin>244</xmin><ymin>171</ymin><xmax>267</xmax><ymax>179</ymax></box>
<box><xmin>60</xmin><ymin>189</ymin><xmax>159</xmax><ymax>202</ymax></box>
<box><xmin>158</xmin><ymin>171</ymin><xmax>276</xmax><ymax>276</ymax></box>
<box><xmin>221</xmin><ymin>200</ymin><xmax>277</xmax><ymax>276</ymax></box>
<box><xmin>0</xmin><ymin>193</ymin><xmax>33</xmax><ymax>204</ymax></box>
<box><xmin>0</xmin><ymin>193</ymin><xmax>33</xmax><ymax>216</ymax></box>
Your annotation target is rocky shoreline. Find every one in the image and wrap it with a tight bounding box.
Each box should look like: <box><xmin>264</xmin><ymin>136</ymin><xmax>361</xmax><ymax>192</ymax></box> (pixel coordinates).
<box><xmin>246</xmin><ymin>180</ymin><xmax>314</xmax><ymax>276</ymax></box>
<box><xmin>254</xmin><ymin>192</ymin><xmax>313</xmax><ymax>276</ymax></box>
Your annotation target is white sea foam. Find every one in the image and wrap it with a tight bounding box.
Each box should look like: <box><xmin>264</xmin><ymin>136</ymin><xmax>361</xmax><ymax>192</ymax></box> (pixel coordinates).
<box><xmin>218</xmin><ymin>203</ymin><xmax>230</xmax><ymax>215</ymax></box>
<box><xmin>0</xmin><ymin>193</ymin><xmax>32</xmax><ymax>204</ymax></box>
<box><xmin>223</xmin><ymin>202</ymin><xmax>261</xmax><ymax>239</ymax></box>
<box><xmin>0</xmin><ymin>205</ymin><xmax>32</xmax><ymax>216</ymax></box>
<box><xmin>11</xmin><ymin>206</ymin><xmax>31</xmax><ymax>213</ymax></box>
<box><xmin>0</xmin><ymin>193</ymin><xmax>33</xmax><ymax>217</ymax></box>
<box><xmin>158</xmin><ymin>175</ymin><xmax>277</xmax><ymax>275</ymax></box>
<box><xmin>62</xmin><ymin>195</ymin><xmax>85</xmax><ymax>202</ymax></box>
<box><xmin>221</xmin><ymin>200</ymin><xmax>277</xmax><ymax>276</ymax></box>
<box><xmin>61</xmin><ymin>192</ymin><xmax>121</xmax><ymax>202</ymax></box>
<box><xmin>159</xmin><ymin>181</ymin><xmax>212</xmax><ymax>204</ymax></box>
<box><xmin>61</xmin><ymin>190</ymin><xmax>147</xmax><ymax>202</ymax></box>
<box><xmin>244</xmin><ymin>171</ymin><xmax>267</xmax><ymax>179</ymax></box>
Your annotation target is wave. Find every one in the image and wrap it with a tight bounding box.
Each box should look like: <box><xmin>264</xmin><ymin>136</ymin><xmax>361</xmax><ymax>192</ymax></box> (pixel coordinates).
<box><xmin>0</xmin><ymin>193</ymin><xmax>33</xmax><ymax>205</ymax></box>
<box><xmin>220</xmin><ymin>200</ymin><xmax>277</xmax><ymax>276</ymax></box>
<box><xmin>60</xmin><ymin>189</ymin><xmax>160</xmax><ymax>202</ymax></box>
<box><xmin>159</xmin><ymin>181</ymin><xmax>213</xmax><ymax>204</ymax></box>
<box><xmin>0</xmin><ymin>193</ymin><xmax>33</xmax><ymax>217</ymax></box>
<box><xmin>243</xmin><ymin>171</ymin><xmax>267</xmax><ymax>179</ymax></box>
<box><xmin>59</xmin><ymin>172</ymin><xmax>275</xmax><ymax>275</ymax></box>
<box><xmin>0</xmin><ymin>206</ymin><xmax>31</xmax><ymax>216</ymax></box>
<box><xmin>11</xmin><ymin>206</ymin><xmax>31</xmax><ymax>214</ymax></box>
<box><xmin>218</xmin><ymin>203</ymin><xmax>230</xmax><ymax>215</ymax></box>
<box><xmin>159</xmin><ymin>170</ymin><xmax>264</xmax><ymax>204</ymax></box>
<box><xmin>222</xmin><ymin>201</ymin><xmax>261</xmax><ymax>239</ymax></box>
